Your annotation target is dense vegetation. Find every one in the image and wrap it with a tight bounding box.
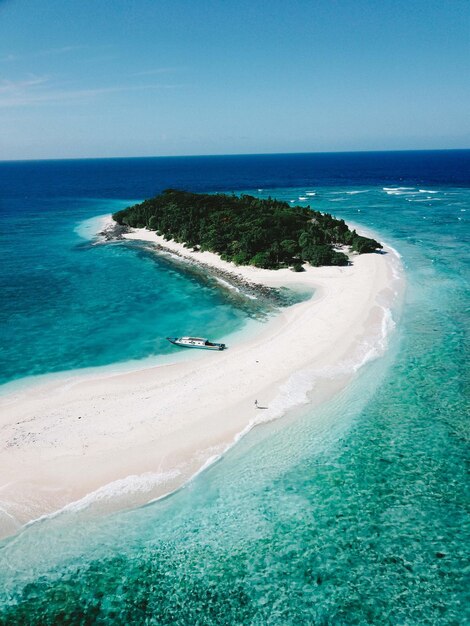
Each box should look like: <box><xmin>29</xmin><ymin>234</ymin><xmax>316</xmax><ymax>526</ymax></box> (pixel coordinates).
<box><xmin>113</xmin><ymin>190</ymin><xmax>382</xmax><ymax>269</ymax></box>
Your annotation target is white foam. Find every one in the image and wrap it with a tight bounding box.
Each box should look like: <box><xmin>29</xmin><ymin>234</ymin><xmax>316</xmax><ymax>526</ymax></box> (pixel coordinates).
<box><xmin>75</xmin><ymin>214</ymin><xmax>112</xmax><ymax>241</ymax></box>
<box><xmin>216</xmin><ymin>277</ymin><xmax>241</xmax><ymax>293</ymax></box>
<box><xmin>194</xmin><ymin>453</ymin><xmax>222</xmax><ymax>475</ymax></box>
<box><xmin>383</xmin><ymin>187</ymin><xmax>414</xmax><ymax>191</ymax></box>
<box><xmin>252</xmin><ymin>303</ymin><xmax>396</xmax><ymax>427</ymax></box>
<box><xmin>13</xmin><ymin>224</ymin><xmax>403</xmax><ymax>533</ymax></box>
<box><xmin>22</xmin><ymin>295</ymin><xmax>397</xmax><ymax>524</ymax></box>
<box><xmin>145</xmin><ymin>454</ymin><xmax>225</xmax><ymax>506</ymax></box>
<box><xmin>305</xmin><ymin>192</ymin><xmax>316</xmax><ymax>196</ymax></box>
<box><xmin>157</xmin><ymin>289</ymin><xmax>401</xmax><ymax>501</ymax></box>
<box><xmin>407</xmin><ymin>198</ymin><xmax>440</xmax><ymax>202</ymax></box>
<box><xmin>384</xmin><ymin>190</ymin><xmax>420</xmax><ymax>196</ymax></box>
<box><xmin>389</xmin><ymin>254</ymin><xmax>404</xmax><ymax>281</ymax></box>
<box><xmin>382</xmin><ymin>187</ymin><xmax>423</xmax><ymax>197</ymax></box>
<box><xmin>354</xmin><ymin>305</ymin><xmax>395</xmax><ymax>371</ymax></box>
<box><xmin>215</xmin><ymin>277</ymin><xmax>257</xmax><ymax>300</ymax></box>
<box><xmin>387</xmin><ymin>242</ymin><xmax>402</xmax><ymax>259</ymax></box>
<box><xmin>29</xmin><ymin>469</ymin><xmax>182</xmax><ymax>525</ymax></box>
<box><xmin>419</xmin><ymin>189</ymin><xmax>439</xmax><ymax>194</ymax></box>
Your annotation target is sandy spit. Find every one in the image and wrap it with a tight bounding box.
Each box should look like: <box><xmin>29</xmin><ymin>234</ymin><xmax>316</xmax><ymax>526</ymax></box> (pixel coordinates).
<box><xmin>0</xmin><ymin>224</ymin><xmax>404</xmax><ymax>538</ymax></box>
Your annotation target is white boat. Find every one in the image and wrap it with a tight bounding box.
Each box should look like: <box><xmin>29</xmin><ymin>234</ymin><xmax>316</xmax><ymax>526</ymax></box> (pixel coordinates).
<box><xmin>166</xmin><ymin>336</ymin><xmax>226</xmax><ymax>351</ymax></box>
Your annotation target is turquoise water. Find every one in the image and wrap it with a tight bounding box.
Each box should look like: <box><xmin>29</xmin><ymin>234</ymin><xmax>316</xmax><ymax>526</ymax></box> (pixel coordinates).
<box><xmin>1</xmin><ymin>175</ymin><xmax>469</xmax><ymax>622</ymax></box>
<box><xmin>0</xmin><ymin>198</ymin><xmax>258</xmax><ymax>387</ymax></box>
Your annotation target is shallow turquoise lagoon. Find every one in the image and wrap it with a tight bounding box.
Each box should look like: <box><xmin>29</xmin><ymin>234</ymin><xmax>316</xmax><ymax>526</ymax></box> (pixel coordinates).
<box><xmin>0</xmin><ymin>198</ymin><xmax>257</xmax><ymax>387</ymax></box>
<box><xmin>0</xmin><ymin>183</ymin><xmax>468</xmax><ymax>624</ymax></box>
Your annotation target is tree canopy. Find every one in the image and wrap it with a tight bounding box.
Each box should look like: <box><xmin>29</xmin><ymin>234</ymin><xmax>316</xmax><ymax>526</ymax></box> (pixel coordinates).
<box><xmin>113</xmin><ymin>190</ymin><xmax>382</xmax><ymax>269</ymax></box>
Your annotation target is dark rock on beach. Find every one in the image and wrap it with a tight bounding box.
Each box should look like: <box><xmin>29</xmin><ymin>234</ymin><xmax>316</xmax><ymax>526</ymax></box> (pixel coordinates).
<box><xmin>99</xmin><ymin>222</ymin><xmax>131</xmax><ymax>241</ymax></box>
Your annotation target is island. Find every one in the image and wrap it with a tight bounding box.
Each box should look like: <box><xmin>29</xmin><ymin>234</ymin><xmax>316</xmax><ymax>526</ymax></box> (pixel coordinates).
<box><xmin>0</xmin><ymin>193</ymin><xmax>402</xmax><ymax>539</ymax></box>
<box><xmin>113</xmin><ymin>190</ymin><xmax>382</xmax><ymax>269</ymax></box>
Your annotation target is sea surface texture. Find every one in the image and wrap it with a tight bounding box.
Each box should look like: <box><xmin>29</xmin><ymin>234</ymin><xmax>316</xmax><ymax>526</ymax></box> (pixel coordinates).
<box><xmin>0</xmin><ymin>151</ymin><xmax>469</xmax><ymax>624</ymax></box>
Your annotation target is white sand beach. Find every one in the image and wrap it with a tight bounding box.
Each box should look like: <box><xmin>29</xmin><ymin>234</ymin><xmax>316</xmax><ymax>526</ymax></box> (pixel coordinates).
<box><xmin>0</xmin><ymin>225</ymin><xmax>403</xmax><ymax>538</ymax></box>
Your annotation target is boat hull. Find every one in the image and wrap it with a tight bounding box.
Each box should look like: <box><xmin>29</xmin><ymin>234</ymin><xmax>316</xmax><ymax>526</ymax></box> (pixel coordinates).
<box><xmin>166</xmin><ymin>337</ymin><xmax>226</xmax><ymax>351</ymax></box>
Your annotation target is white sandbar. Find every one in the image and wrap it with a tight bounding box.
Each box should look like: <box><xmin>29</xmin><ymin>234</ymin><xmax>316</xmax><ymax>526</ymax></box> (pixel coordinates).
<box><xmin>0</xmin><ymin>224</ymin><xmax>403</xmax><ymax>538</ymax></box>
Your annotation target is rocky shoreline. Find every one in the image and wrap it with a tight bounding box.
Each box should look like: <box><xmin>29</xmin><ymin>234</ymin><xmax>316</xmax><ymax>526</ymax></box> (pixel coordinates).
<box><xmin>100</xmin><ymin>222</ymin><xmax>296</xmax><ymax>308</ymax></box>
<box><xmin>99</xmin><ymin>221</ymin><xmax>131</xmax><ymax>240</ymax></box>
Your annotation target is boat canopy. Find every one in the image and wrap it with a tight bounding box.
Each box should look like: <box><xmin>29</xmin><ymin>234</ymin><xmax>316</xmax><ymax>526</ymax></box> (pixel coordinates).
<box><xmin>181</xmin><ymin>337</ymin><xmax>208</xmax><ymax>342</ymax></box>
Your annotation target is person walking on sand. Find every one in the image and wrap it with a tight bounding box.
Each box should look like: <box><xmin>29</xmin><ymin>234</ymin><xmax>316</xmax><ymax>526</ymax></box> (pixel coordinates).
<box><xmin>255</xmin><ymin>399</ymin><xmax>258</xmax><ymax>408</ymax></box>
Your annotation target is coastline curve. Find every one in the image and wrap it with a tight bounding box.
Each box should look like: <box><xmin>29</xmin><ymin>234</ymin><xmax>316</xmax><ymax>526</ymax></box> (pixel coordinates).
<box><xmin>0</xmin><ymin>221</ymin><xmax>404</xmax><ymax>539</ymax></box>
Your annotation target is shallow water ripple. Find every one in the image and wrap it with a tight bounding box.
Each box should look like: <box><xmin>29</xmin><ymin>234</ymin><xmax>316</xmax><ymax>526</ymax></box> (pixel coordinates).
<box><xmin>0</xmin><ymin>158</ymin><xmax>469</xmax><ymax>624</ymax></box>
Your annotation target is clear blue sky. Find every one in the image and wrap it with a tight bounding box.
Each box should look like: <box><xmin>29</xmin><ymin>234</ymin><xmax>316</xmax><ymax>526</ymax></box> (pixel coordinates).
<box><xmin>0</xmin><ymin>0</ymin><xmax>469</xmax><ymax>159</ymax></box>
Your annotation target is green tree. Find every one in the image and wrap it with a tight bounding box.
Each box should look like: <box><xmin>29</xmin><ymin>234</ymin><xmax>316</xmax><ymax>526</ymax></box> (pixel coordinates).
<box><xmin>112</xmin><ymin>190</ymin><xmax>379</xmax><ymax>269</ymax></box>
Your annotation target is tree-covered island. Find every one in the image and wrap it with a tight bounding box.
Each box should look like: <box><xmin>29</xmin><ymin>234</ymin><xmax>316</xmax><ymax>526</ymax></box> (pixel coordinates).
<box><xmin>113</xmin><ymin>190</ymin><xmax>382</xmax><ymax>270</ymax></box>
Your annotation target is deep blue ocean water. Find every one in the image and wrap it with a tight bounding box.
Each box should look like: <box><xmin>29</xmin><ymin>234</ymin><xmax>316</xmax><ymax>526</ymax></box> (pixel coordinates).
<box><xmin>0</xmin><ymin>151</ymin><xmax>469</xmax><ymax>624</ymax></box>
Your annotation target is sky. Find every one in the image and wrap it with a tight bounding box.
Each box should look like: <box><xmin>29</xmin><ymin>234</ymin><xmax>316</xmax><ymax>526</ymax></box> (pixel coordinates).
<box><xmin>0</xmin><ymin>0</ymin><xmax>469</xmax><ymax>160</ymax></box>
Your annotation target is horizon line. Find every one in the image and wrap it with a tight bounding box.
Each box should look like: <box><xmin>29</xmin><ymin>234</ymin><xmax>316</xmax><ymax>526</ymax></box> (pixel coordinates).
<box><xmin>1</xmin><ymin>147</ymin><xmax>469</xmax><ymax>164</ymax></box>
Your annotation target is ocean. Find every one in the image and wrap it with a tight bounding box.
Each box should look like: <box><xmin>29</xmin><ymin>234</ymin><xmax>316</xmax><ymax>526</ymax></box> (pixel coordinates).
<box><xmin>0</xmin><ymin>151</ymin><xmax>469</xmax><ymax>624</ymax></box>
